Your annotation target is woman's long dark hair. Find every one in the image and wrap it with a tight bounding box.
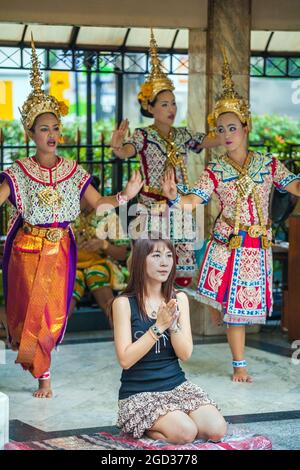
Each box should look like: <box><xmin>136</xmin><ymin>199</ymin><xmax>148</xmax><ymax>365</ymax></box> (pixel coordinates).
<box><xmin>109</xmin><ymin>238</ymin><xmax>176</xmax><ymax>320</ymax></box>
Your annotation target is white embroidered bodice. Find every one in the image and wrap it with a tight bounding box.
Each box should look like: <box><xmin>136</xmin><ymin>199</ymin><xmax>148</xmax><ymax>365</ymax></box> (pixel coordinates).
<box><xmin>3</xmin><ymin>157</ymin><xmax>90</xmax><ymax>226</ymax></box>
<box><xmin>127</xmin><ymin>126</ymin><xmax>205</xmax><ymax>189</ymax></box>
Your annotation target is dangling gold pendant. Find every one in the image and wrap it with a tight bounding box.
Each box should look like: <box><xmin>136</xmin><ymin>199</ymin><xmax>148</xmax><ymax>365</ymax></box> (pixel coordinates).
<box><xmin>167</xmin><ymin>148</ymin><xmax>180</xmax><ymax>169</ymax></box>
<box><xmin>236</xmin><ymin>175</ymin><xmax>255</xmax><ymax>198</ymax></box>
<box><xmin>228</xmin><ymin>235</ymin><xmax>243</xmax><ymax>250</ymax></box>
<box><xmin>38</xmin><ymin>186</ymin><xmax>62</xmax><ymax>208</ymax></box>
<box><xmin>261</xmin><ymin>236</ymin><xmax>273</xmax><ymax>250</ymax></box>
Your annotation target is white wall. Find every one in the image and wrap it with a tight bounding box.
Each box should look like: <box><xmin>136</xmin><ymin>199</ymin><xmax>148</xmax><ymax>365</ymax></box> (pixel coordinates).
<box><xmin>250</xmin><ymin>77</ymin><xmax>300</xmax><ymax>118</ymax></box>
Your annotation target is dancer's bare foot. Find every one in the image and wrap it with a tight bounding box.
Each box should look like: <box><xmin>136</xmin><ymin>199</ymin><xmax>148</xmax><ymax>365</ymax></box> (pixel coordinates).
<box><xmin>232</xmin><ymin>367</ymin><xmax>253</xmax><ymax>383</ymax></box>
<box><xmin>33</xmin><ymin>379</ymin><xmax>53</xmax><ymax>398</ymax></box>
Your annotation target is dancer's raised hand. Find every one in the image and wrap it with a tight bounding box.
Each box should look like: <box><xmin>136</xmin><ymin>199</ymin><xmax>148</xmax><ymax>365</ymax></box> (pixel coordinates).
<box><xmin>110</xmin><ymin>119</ymin><xmax>129</xmax><ymax>151</ymax></box>
<box><xmin>123</xmin><ymin>170</ymin><xmax>144</xmax><ymax>200</ymax></box>
<box><xmin>161</xmin><ymin>167</ymin><xmax>178</xmax><ymax>201</ymax></box>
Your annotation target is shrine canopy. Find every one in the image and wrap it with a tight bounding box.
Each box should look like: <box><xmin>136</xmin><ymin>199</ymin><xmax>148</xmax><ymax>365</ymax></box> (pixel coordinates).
<box><xmin>0</xmin><ymin>24</ymin><xmax>299</xmax><ymax>55</ymax></box>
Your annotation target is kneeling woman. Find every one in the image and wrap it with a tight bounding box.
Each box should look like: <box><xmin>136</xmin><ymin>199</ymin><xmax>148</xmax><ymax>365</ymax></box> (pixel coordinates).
<box><xmin>111</xmin><ymin>238</ymin><xmax>227</xmax><ymax>444</ymax></box>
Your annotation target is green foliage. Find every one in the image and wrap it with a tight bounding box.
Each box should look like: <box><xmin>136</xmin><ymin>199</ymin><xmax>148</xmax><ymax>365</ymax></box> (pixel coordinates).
<box><xmin>0</xmin><ymin>117</ymin><xmax>140</xmax><ymax>195</ymax></box>
<box><xmin>0</xmin><ymin>117</ymin><xmax>116</xmax><ymax>146</ymax></box>
<box><xmin>2</xmin><ymin>114</ymin><xmax>299</xmax><ymax>191</ymax></box>
<box><xmin>2</xmin><ymin>114</ymin><xmax>300</xmax><ymax>157</ymax></box>
<box><xmin>249</xmin><ymin>114</ymin><xmax>300</xmax><ymax>155</ymax></box>
<box><xmin>48</xmin><ymin>117</ymin><xmax>116</xmax><ymax>145</ymax></box>
<box><xmin>0</xmin><ymin>119</ymin><xmax>27</xmax><ymax>161</ymax></box>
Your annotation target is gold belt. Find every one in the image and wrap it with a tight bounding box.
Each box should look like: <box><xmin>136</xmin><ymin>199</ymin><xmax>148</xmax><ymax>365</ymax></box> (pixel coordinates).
<box><xmin>23</xmin><ymin>222</ymin><xmax>68</xmax><ymax>243</ymax></box>
<box><xmin>221</xmin><ymin>216</ymin><xmax>271</xmax><ymax>238</ymax></box>
<box><xmin>142</xmin><ymin>185</ymin><xmax>162</xmax><ymax>196</ymax></box>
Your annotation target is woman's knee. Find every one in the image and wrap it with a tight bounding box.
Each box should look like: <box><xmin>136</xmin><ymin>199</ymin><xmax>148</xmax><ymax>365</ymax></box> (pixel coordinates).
<box><xmin>205</xmin><ymin>418</ymin><xmax>227</xmax><ymax>442</ymax></box>
<box><xmin>168</xmin><ymin>421</ymin><xmax>198</xmax><ymax>444</ymax></box>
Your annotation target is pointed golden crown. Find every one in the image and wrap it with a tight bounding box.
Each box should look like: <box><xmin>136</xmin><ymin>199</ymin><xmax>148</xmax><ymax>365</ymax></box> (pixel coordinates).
<box><xmin>138</xmin><ymin>29</ymin><xmax>175</xmax><ymax>110</ymax></box>
<box><xmin>20</xmin><ymin>34</ymin><xmax>68</xmax><ymax>132</ymax></box>
<box><xmin>207</xmin><ymin>49</ymin><xmax>251</xmax><ymax>135</ymax></box>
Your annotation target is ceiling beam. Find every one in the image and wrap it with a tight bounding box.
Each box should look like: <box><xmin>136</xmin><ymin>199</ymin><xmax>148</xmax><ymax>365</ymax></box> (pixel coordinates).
<box><xmin>69</xmin><ymin>26</ymin><xmax>80</xmax><ymax>49</ymax></box>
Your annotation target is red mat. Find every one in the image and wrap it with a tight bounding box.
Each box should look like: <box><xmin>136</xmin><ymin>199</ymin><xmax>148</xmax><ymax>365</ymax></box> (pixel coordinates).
<box><xmin>5</xmin><ymin>429</ymin><xmax>272</xmax><ymax>450</ymax></box>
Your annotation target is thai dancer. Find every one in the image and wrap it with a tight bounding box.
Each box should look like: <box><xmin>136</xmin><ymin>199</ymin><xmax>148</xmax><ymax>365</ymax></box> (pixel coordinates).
<box><xmin>110</xmin><ymin>30</ymin><xmax>220</xmax><ymax>288</ymax></box>
<box><xmin>0</xmin><ymin>38</ymin><xmax>142</xmax><ymax>397</ymax></box>
<box><xmin>162</xmin><ymin>51</ymin><xmax>300</xmax><ymax>382</ymax></box>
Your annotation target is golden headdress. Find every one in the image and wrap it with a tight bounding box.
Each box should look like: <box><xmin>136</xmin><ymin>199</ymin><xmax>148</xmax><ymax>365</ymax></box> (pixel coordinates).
<box><xmin>20</xmin><ymin>34</ymin><xmax>68</xmax><ymax>132</ymax></box>
<box><xmin>138</xmin><ymin>29</ymin><xmax>175</xmax><ymax>110</ymax></box>
<box><xmin>207</xmin><ymin>49</ymin><xmax>251</xmax><ymax>135</ymax></box>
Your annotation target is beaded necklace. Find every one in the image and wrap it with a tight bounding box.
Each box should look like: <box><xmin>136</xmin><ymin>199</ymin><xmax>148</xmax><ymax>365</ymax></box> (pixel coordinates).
<box><xmin>36</xmin><ymin>157</ymin><xmax>62</xmax><ymax>208</ymax></box>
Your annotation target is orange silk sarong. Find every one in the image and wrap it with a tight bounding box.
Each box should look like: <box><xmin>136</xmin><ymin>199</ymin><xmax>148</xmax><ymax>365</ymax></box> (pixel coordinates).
<box><xmin>7</xmin><ymin>228</ymin><xmax>70</xmax><ymax>378</ymax></box>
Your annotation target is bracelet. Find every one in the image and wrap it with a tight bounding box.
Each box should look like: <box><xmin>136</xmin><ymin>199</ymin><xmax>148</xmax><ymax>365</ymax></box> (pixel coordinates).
<box><xmin>167</xmin><ymin>193</ymin><xmax>181</xmax><ymax>208</ymax></box>
<box><xmin>232</xmin><ymin>360</ymin><xmax>247</xmax><ymax>368</ymax></box>
<box><xmin>150</xmin><ymin>324</ymin><xmax>164</xmax><ymax>339</ymax></box>
<box><xmin>148</xmin><ymin>327</ymin><xmax>158</xmax><ymax>341</ymax></box>
<box><xmin>38</xmin><ymin>370</ymin><xmax>51</xmax><ymax>380</ymax></box>
<box><xmin>116</xmin><ymin>191</ymin><xmax>128</xmax><ymax>206</ymax></box>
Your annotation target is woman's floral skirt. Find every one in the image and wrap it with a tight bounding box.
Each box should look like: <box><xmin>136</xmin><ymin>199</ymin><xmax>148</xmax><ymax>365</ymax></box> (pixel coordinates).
<box><xmin>117</xmin><ymin>380</ymin><xmax>219</xmax><ymax>438</ymax></box>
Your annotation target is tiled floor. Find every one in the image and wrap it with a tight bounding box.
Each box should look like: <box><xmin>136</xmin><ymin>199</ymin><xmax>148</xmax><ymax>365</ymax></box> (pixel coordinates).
<box><xmin>1</xmin><ymin>325</ymin><xmax>300</xmax><ymax>449</ymax></box>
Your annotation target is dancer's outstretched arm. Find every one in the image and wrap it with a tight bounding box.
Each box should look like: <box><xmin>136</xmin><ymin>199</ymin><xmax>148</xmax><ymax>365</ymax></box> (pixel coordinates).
<box><xmin>197</xmin><ymin>134</ymin><xmax>221</xmax><ymax>150</ymax></box>
<box><xmin>284</xmin><ymin>179</ymin><xmax>300</xmax><ymax>197</ymax></box>
<box><xmin>83</xmin><ymin>170</ymin><xmax>144</xmax><ymax>211</ymax></box>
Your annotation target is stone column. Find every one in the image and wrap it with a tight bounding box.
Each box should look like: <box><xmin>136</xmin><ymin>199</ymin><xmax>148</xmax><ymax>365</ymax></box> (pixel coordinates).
<box><xmin>187</xmin><ymin>0</ymin><xmax>255</xmax><ymax>336</ymax></box>
<box><xmin>206</xmin><ymin>0</ymin><xmax>251</xmax><ymax>231</ymax></box>
<box><xmin>188</xmin><ymin>29</ymin><xmax>207</xmax><ymax>183</ymax></box>
<box><xmin>187</xmin><ymin>28</ymin><xmax>213</xmax><ymax>335</ymax></box>
<box><xmin>187</xmin><ymin>29</ymin><xmax>207</xmax><ymax>250</ymax></box>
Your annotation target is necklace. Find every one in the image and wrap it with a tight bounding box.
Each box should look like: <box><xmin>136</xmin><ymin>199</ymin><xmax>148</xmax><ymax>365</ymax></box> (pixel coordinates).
<box><xmin>146</xmin><ymin>299</ymin><xmax>161</xmax><ymax>319</ymax></box>
<box><xmin>150</xmin><ymin>125</ymin><xmax>190</xmax><ymax>188</ymax></box>
<box><xmin>37</xmin><ymin>157</ymin><xmax>62</xmax><ymax>208</ymax></box>
<box><xmin>223</xmin><ymin>153</ymin><xmax>254</xmax><ymax>198</ymax></box>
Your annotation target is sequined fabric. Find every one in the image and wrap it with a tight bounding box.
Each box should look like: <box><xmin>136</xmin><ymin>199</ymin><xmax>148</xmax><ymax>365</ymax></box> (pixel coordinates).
<box><xmin>7</xmin><ymin>228</ymin><xmax>70</xmax><ymax>378</ymax></box>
